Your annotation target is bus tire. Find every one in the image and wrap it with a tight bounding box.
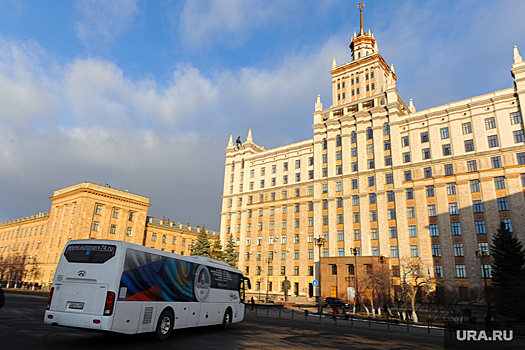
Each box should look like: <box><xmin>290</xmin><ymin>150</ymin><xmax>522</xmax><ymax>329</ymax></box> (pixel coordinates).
<box><xmin>221</xmin><ymin>308</ymin><xmax>232</xmax><ymax>330</ymax></box>
<box><xmin>153</xmin><ymin>310</ymin><xmax>173</xmax><ymax>340</ymax></box>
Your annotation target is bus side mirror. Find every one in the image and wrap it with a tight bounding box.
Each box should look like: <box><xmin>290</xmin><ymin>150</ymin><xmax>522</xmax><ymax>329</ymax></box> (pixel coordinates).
<box><xmin>244</xmin><ymin>277</ymin><xmax>251</xmax><ymax>289</ymax></box>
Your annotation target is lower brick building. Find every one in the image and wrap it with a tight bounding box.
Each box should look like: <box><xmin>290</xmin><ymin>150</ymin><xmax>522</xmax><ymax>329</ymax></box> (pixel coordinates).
<box><xmin>0</xmin><ymin>182</ymin><xmax>218</xmax><ymax>288</ymax></box>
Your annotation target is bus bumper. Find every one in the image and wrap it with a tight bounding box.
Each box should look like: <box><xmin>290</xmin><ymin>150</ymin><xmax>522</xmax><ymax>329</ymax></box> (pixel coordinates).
<box><xmin>44</xmin><ymin>310</ymin><xmax>113</xmax><ymax>331</ymax></box>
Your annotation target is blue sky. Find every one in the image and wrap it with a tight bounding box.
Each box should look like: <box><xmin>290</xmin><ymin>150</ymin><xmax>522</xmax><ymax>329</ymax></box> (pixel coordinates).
<box><xmin>1</xmin><ymin>0</ymin><xmax>524</xmax><ymax>230</ymax></box>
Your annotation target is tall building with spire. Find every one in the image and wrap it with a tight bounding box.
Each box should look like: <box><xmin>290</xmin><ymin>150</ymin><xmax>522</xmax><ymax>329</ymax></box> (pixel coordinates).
<box><xmin>221</xmin><ymin>5</ymin><xmax>525</xmax><ymax>302</ymax></box>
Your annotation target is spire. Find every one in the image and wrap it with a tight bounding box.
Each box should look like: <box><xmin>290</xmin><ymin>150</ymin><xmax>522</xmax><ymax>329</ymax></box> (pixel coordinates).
<box><xmin>332</xmin><ymin>57</ymin><xmax>337</xmax><ymax>69</ymax></box>
<box><xmin>368</xmin><ymin>29</ymin><xmax>371</xmax><ymax>36</ymax></box>
<box><xmin>247</xmin><ymin>129</ymin><xmax>253</xmax><ymax>142</ymax></box>
<box><xmin>391</xmin><ymin>63</ymin><xmax>395</xmax><ymax>74</ymax></box>
<box><xmin>409</xmin><ymin>99</ymin><xmax>416</xmax><ymax>113</ymax></box>
<box><xmin>514</xmin><ymin>45</ymin><xmax>523</xmax><ymax>64</ymax></box>
<box><xmin>315</xmin><ymin>94</ymin><xmax>323</xmax><ymax>111</ymax></box>
<box><xmin>228</xmin><ymin>135</ymin><xmax>233</xmax><ymax>147</ymax></box>
<box><xmin>358</xmin><ymin>2</ymin><xmax>365</xmax><ymax>36</ymax></box>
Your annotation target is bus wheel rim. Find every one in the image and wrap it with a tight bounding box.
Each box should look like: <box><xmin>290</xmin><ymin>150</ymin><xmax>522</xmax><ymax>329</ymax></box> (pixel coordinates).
<box><xmin>161</xmin><ymin>316</ymin><xmax>171</xmax><ymax>334</ymax></box>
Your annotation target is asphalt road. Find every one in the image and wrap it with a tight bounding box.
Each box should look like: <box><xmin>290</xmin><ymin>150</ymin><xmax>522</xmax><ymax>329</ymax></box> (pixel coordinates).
<box><xmin>0</xmin><ymin>289</ymin><xmax>523</xmax><ymax>350</ymax></box>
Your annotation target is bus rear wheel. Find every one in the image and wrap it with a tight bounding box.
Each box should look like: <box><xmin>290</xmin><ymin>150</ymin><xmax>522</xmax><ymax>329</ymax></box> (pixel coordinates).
<box><xmin>154</xmin><ymin>310</ymin><xmax>173</xmax><ymax>340</ymax></box>
<box><xmin>221</xmin><ymin>309</ymin><xmax>232</xmax><ymax>330</ymax></box>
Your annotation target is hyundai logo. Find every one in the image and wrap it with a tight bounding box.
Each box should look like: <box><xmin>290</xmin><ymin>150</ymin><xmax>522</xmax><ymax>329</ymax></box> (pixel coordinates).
<box><xmin>78</xmin><ymin>270</ymin><xmax>87</xmax><ymax>277</ymax></box>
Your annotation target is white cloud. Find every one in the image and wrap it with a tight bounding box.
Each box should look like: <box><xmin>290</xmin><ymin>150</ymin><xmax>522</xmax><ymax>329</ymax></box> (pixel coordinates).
<box><xmin>75</xmin><ymin>0</ymin><xmax>139</xmax><ymax>47</ymax></box>
<box><xmin>176</xmin><ymin>0</ymin><xmax>298</xmax><ymax>49</ymax></box>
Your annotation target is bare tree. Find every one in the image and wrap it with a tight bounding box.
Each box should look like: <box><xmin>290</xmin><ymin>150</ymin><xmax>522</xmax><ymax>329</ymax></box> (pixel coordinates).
<box><xmin>398</xmin><ymin>257</ymin><xmax>434</xmax><ymax>323</ymax></box>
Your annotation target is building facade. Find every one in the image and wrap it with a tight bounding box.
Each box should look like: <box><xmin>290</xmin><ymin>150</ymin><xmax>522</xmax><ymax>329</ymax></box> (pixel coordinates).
<box><xmin>0</xmin><ymin>182</ymin><xmax>218</xmax><ymax>288</ymax></box>
<box><xmin>220</xmin><ymin>12</ymin><xmax>525</xmax><ymax>302</ymax></box>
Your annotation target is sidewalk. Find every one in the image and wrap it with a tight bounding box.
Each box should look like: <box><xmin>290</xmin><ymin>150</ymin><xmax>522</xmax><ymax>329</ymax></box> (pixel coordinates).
<box><xmin>2</xmin><ymin>287</ymin><xmax>50</xmax><ymax>298</ymax></box>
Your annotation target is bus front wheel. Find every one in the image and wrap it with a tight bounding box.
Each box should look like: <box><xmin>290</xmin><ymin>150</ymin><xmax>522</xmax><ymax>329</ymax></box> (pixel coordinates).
<box><xmin>154</xmin><ymin>310</ymin><xmax>173</xmax><ymax>340</ymax></box>
<box><xmin>221</xmin><ymin>309</ymin><xmax>232</xmax><ymax>330</ymax></box>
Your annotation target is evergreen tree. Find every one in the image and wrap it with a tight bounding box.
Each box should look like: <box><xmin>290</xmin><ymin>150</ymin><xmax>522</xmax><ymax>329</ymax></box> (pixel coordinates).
<box><xmin>490</xmin><ymin>221</ymin><xmax>525</xmax><ymax>287</ymax></box>
<box><xmin>191</xmin><ymin>225</ymin><xmax>211</xmax><ymax>258</ymax></box>
<box><xmin>224</xmin><ymin>234</ymin><xmax>237</xmax><ymax>268</ymax></box>
<box><xmin>490</xmin><ymin>221</ymin><xmax>525</xmax><ymax>317</ymax></box>
<box><xmin>210</xmin><ymin>236</ymin><xmax>224</xmax><ymax>262</ymax></box>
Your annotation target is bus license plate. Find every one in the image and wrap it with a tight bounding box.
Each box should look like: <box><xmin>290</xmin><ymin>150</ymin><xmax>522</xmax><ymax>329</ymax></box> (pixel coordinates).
<box><xmin>69</xmin><ymin>302</ymin><xmax>84</xmax><ymax>310</ymax></box>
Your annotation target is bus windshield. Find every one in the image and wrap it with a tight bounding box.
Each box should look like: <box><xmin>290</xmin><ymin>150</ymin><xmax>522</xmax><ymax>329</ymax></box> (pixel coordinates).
<box><xmin>64</xmin><ymin>244</ymin><xmax>117</xmax><ymax>264</ymax></box>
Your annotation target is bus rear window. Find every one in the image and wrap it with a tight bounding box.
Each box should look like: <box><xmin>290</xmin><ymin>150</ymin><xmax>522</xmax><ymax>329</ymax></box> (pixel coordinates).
<box><xmin>64</xmin><ymin>244</ymin><xmax>117</xmax><ymax>264</ymax></box>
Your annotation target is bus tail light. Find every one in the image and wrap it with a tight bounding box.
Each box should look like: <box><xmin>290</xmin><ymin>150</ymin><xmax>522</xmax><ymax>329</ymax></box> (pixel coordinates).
<box><xmin>103</xmin><ymin>291</ymin><xmax>115</xmax><ymax>316</ymax></box>
<box><xmin>46</xmin><ymin>287</ymin><xmax>54</xmax><ymax>310</ymax></box>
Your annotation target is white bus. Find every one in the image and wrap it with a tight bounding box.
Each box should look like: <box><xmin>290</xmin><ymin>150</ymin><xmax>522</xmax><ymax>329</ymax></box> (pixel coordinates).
<box><xmin>44</xmin><ymin>240</ymin><xmax>250</xmax><ymax>340</ymax></box>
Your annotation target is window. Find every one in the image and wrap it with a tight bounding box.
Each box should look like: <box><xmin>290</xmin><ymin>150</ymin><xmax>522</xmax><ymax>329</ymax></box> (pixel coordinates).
<box><xmin>309</xmin><ymin>157</ymin><xmax>314</xmax><ymax>166</ymax></box>
<box><xmin>283</xmin><ymin>175</ymin><xmax>288</xmax><ymax>184</ymax></box>
<box><xmin>432</xmin><ymin>244</ymin><xmax>441</xmax><ymax>257</ymax></box>
<box><xmin>449</xmin><ymin>202</ymin><xmax>458</xmax><ymax>215</ymax></box>
<box><xmin>522</xmin><ymin>173</ymin><xmax>525</xmax><ymax>187</ymax></box>
<box><xmin>294</xmin><ymin>188</ymin><xmax>300</xmax><ymax>197</ymax></box>
<box><xmin>451</xmin><ymin>222</ymin><xmax>461</xmax><ymax>236</ymax></box>
<box><xmin>464</xmin><ymin>139</ymin><xmax>474</xmax><ymax>152</ymax></box>
<box><xmin>511</xmin><ymin>111</ymin><xmax>522</xmax><ymax>124</ymax></box>
<box><xmin>453</xmin><ymin>243</ymin><xmax>464</xmax><ymax>257</ymax></box>
<box><xmin>322</xmin><ymin>248</ymin><xmax>329</xmax><ymax>257</ymax></box>
<box><xmin>95</xmin><ymin>204</ymin><xmax>102</xmax><ymax>215</ymax></box>
<box><xmin>371</xmin><ymin>228</ymin><xmax>378</xmax><ymax>240</ymax></box>
<box><xmin>352</xmin><ymin>195</ymin><xmax>359</xmax><ymax>206</ymax></box>
<box><xmin>322</xmin><ymin>183</ymin><xmax>328</xmax><ymax>193</ymax></box>
<box><xmin>384</xmin><ymin>140</ymin><xmax>391</xmax><ymax>151</ymax></box>
<box><xmin>151</xmin><ymin>233</ymin><xmax>157</xmax><ymax>242</ymax></box>
<box><xmin>446</xmin><ymin>183</ymin><xmax>456</xmax><ymax>195</ymax></box>
<box><xmin>473</xmin><ymin>200</ymin><xmax>484</xmax><ymax>213</ymax></box>
<box><xmin>351</xmin><ymin>162</ymin><xmax>358</xmax><ymax>172</ymax></box>
<box><xmin>514</xmin><ymin>130</ymin><xmax>525</xmax><ymax>143</ymax></box>
<box><xmin>92</xmin><ymin>221</ymin><xmax>100</xmax><ymax>231</ymax></box>
<box><xmin>421</xmin><ymin>132</ymin><xmax>429</xmax><ymax>143</ymax></box>
<box><xmin>336</xmin><ymin>164</ymin><xmax>343</xmax><ymax>174</ymax></box>
<box><xmin>424</xmin><ymin>167</ymin><xmax>432</xmax><ymax>178</ymax></box>
<box><xmin>462</xmin><ymin>122</ymin><xmax>472</xmax><ymax>134</ymax></box>
<box><xmin>337</xmin><ymin>230</ymin><xmax>344</xmax><ymax>242</ymax></box>
<box><xmin>475</xmin><ymin>220</ymin><xmax>486</xmax><ymax>234</ymax></box>
<box><xmin>440</xmin><ymin>127</ymin><xmax>449</xmax><ymax>139</ymax></box>
<box><xmin>390</xmin><ymin>246</ymin><xmax>399</xmax><ymax>258</ymax></box>
<box><xmin>322</xmin><ymin>216</ymin><xmax>328</xmax><ymax>226</ymax></box>
<box><xmin>434</xmin><ymin>265</ymin><xmax>443</xmax><ymax>278</ymax></box>
<box><xmin>408</xmin><ymin>226</ymin><xmax>417</xmax><ymax>237</ymax></box>
<box><xmin>422</xmin><ymin>148</ymin><xmax>431</xmax><ymax>160</ymax></box>
<box><xmin>126</xmin><ymin>227</ymin><xmax>133</xmax><ymax>236</ymax></box>
<box><xmin>336</xmin><ymin>135</ymin><xmax>342</xmax><ymax>147</ymax></box>
<box><xmin>442</xmin><ymin>164</ymin><xmax>454</xmax><ymax>176</ymax></box>
<box><xmin>368</xmin><ymin>176</ymin><xmax>375</xmax><ymax>187</ymax></box>
<box><xmin>369</xmin><ymin>193</ymin><xmax>376</xmax><ymax>204</ymax></box>
<box><xmin>366</xmin><ymin>127</ymin><xmax>373</xmax><ymax>140</ymax></box>
<box><xmin>410</xmin><ymin>245</ymin><xmax>419</xmax><ymax>258</ymax></box>
<box><xmin>401</xmin><ymin>136</ymin><xmax>409</xmax><ymax>147</ymax></box>
<box><xmin>406</xmin><ymin>188</ymin><xmax>413</xmax><ymax>200</ymax></box>
<box><xmin>426</xmin><ymin>185</ymin><xmax>434</xmax><ymax>197</ymax></box>
<box><xmin>336</xmin><ymin>197</ymin><xmax>343</xmax><ymax>208</ymax></box>
<box><xmin>470</xmin><ymin>179</ymin><xmax>480</xmax><ymax>192</ymax></box>
<box><xmin>491</xmin><ymin>156</ymin><xmax>502</xmax><ymax>168</ymax></box>
<box><xmin>258</xmin><ymin>222</ymin><xmax>263</xmax><ymax>231</ymax></box>
<box><xmin>428</xmin><ymin>205</ymin><xmax>436</xmax><ymax>217</ymax></box>
<box><xmin>407</xmin><ymin>207</ymin><xmax>415</xmax><ymax>219</ymax></box>
<box><xmin>336</xmin><ymin>150</ymin><xmax>342</xmax><ymax>160</ymax></box>
<box><xmin>282</xmin><ymin>190</ymin><xmax>287</xmax><ymax>199</ymax></box>
<box><xmin>280</xmin><ymin>267</ymin><xmax>286</xmax><ymax>276</ymax></box>
<box><xmin>518</xmin><ymin>152</ymin><xmax>525</xmax><ymax>165</ymax></box>
<box><xmin>322</xmin><ymin>154</ymin><xmax>327</xmax><ymax>163</ymax></box>
<box><xmin>485</xmin><ymin>117</ymin><xmax>496</xmax><ymax>130</ymax></box>
<box><xmin>322</xmin><ymin>168</ymin><xmax>328</xmax><ymax>177</ymax></box>
<box><xmin>335</xmin><ymin>181</ymin><xmax>342</xmax><ymax>192</ymax></box>
<box><xmin>353</xmin><ymin>212</ymin><xmax>360</xmax><ymax>223</ymax></box>
<box><xmin>442</xmin><ymin>144</ymin><xmax>452</xmax><ymax>156</ymax></box>
<box><xmin>371</xmin><ymin>247</ymin><xmax>379</xmax><ymax>256</ymax></box>
<box><xmin>494</xmin><ymin>176</ymin><xmax>506</xmax><ymax>190</ymax></box>
<box><xmin>308</xmin><ymin>201</ymin><xmax>314</xmax><ymax>212</ymax></box>
<box><xmin>351</xmin><ymin>179</ymin><xmax>358</xmax><ymax>189</ymax></box>
<box><xmin>383</xmin><ymin>123</ymin><xmax>390</xmax><ymax>136</ymax></box>
<box><xmin>429</xmin><ymin>224</ymin><xmax>439</xmax><ymax>237</ymax></box>
<box><xmin>370</xmin><ymin>211</ymin><xmax>377</xmax><ymax>222</ymax></box>
<box><xmin>250</xmin><ymin>169</ymin><xmax>254</xmax><ymax>178</ymax></box>
<box><xmin>502</xmin><ymin>218</ymin><xmax>513</xmax><ymax>232</ymax></box>
<box><xmin>389</xmin><ymin>227</ymin><xmax>397</xmax><ymax>239</ymax></box>
<box><xmin>467</xmin><ymin>160</ymin><xmax>477</xmax><ymax>172</ymax></box>
<box><xmin>488</xmin><ymin>135</ymin><xmax>499</xmax><ymax>148</ymax></box>
<box><xmin>351</xmin><ymin>147</ymin><xmax>357</xmax><ymax>157</ymax></box>
<box><xmin>354</xmin><ymin>229</ymin><xmax>361</xmax><ymax>241</ymax></box>
<box><xmin>294</xmin><ymin>234</ymin><xmax>299</xmax><ymax>244</ymax></box>
<box><xmin>281</xmin><ymin>235</ymin><xmax>287</xmax><ymax>244</ymax></box>
<box><xmin>497</xmin><ymin>197</ymin><xmax>509</xmax><ymax>211</ymax></box>
<box><xmin>351</xmin><ymin>131</ymin><xmax>357</xmax><ymax>144</ymax></box>
<box><xmin>109</xmin><ymin>224</ymin><xmax>117</xmax><ymax>234</ymax></box>
<box><xmin>283</xmin><ymin>162</ymin><xmax>288</xmax><ymax>171</ymax></box>
<box><xmin>403</xmin><ymin>152</ymin><xmax>411</xmax><ymax>163</ymax></box>
<box><xmin>112</xmin><ymin>208</ymin><xmax>120</xmax><ymax>219</ymax></box>
<box><xmin>387</xmin><ymin>209</ymin><xmax>396</xmax><ymax>220</ymax></box>
<box><xmin>282</xmin><ymin>220</ymin><xmax>287</xmax><ymax>229</ymax></box>
<box><xmin>367</xmin><ymin>144</ymin><xmax>374</xmax><ymax>154</ymax></box>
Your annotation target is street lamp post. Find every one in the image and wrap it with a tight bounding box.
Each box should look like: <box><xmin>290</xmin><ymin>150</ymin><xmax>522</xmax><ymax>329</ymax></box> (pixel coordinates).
<box><xmin>265</xmin><ymin>258</ymin><xmax>273</xmax><ymax>302</ymax></box>
<box><xmin>351</xmin><ymin>247</ymin><xmax>360</xmax><ymax>313</ymax></box>
<box><xmin>475</xmin><ymin>250</ymin><xmax>490</xmax><ymax>309</ymax></box>
<box><xmin>314</xmin><ymin>237</ymin><xmax>326</xmax><ymax>315</ymax></box>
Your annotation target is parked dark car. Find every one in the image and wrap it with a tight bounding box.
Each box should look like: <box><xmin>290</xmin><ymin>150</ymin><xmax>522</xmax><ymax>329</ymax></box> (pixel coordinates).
<box><xmin>323</xmin><ymin>297</ymin><xmax>349</xmax><ymax>309</ymax></box>
<box><xmin>0</xmin><ymin>287</ymin><xmax>4</xmax><ymax>308</ymax></box>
